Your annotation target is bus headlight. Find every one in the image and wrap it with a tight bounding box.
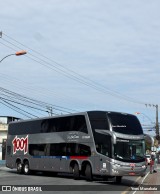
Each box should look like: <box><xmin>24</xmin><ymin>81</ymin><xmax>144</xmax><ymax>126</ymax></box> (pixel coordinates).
<box><xmin>110</xmin><ymin>162</ymin><xmax>121</xmax><ymax>168</ymax></box>
<box><xmin>115</xmin><ymin>164</ymin><xmax>121</xmax><ymax>168</ymax></box>
<box><xmin>112</xmin><ymin>169</ymin><xmax>119</xmax><ymax>174</ymax></box>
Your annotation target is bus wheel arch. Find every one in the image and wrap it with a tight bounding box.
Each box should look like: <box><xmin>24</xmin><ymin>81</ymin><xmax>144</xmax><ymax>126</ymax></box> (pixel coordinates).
<box><xmin>23</xmin><ymin>159</ymin><xmax>30</xmax><ymax>175</ymax></box>
<box><xmin>16</xmin><ymin>158</ymin><xmax>23</xmax><ymax>174</ymax></box>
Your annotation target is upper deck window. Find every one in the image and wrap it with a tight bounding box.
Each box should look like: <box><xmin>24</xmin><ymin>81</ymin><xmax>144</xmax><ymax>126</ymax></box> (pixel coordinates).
<box><xmin>41</xmin><ymin>115</ymin><xmax>88</xmax><ymax>133</ymax></box>
<box><xmin>88</xmin><ymin>112</ymin><xmax>109</xmax><ymax>131</ymax></box>
<box><xmin>8</xmin><ymin>115</ymin><xmax>88</xmax><ymax>135</ymax></box>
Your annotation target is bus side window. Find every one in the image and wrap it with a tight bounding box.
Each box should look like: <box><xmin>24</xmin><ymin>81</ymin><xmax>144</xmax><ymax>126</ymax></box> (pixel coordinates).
<box><xmin>66</xmin><ymin>143</ymin><xmax>78</xmax><ymax>156</ymax></box>
<box><xmin>50</xmin><ymin>144</ymin><xmax>57</xmax><ymax>156</ymax></box>
<box><xmin>50</xmin><ymin>143</ymin><xmax>67</xmax><ymax>156</ymax></box>
<box><xmin>44</xmin><ymin>144</ymin><xmax>50</xmax><ymax>156</ymax></box>
<box><xmin>60</xmin><ymin>144</ymin><xmax>66</xmax><ymax>156</ymax></box>
<box><xmin>74</xmin><ymin>116</ymin><xmax>88</xmax><ymax>133</ymax></box>
<box><xmin>41</xmin><ymin>120</ymin><xmax>49</xmax><ymax>133</ymax></box>
<box><xmin>40</xmin><ymin>116</ymin><xmax>88</xmax><ymax>133</ymax></box>
<box><xmin>29</xmin><ymin>144</ymin><xmax>46</xmax><ymax>156</ymax></box>
<box><xmin>94</xmin><ymin>133</ymin><xmax>111</xmax><ymax>157</ymax></box>
<box><xmin>79</xmin><ymin>144</ymin><xmax>91</xmax><ymax>156</ymax></box>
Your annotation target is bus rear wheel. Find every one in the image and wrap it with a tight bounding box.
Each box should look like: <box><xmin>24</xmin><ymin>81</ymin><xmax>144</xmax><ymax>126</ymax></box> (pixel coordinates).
<box><xmin>73</xmin><ymin>163</ymin><xmax>80</xmax><ymax>180</ymax></box>
<box><xmin>85</xmin><ymin>164</ymin><xmax>93</xmax><ymax>181</ymax></box>
<box><xmin>16</xmin><ymin>161</ymin><xmax>23</xmax><ymax>174</ymax></box>
<box><xmin>23</xmin><ymin>161</ymin><xmax>30</xmax><ymax>175</ymax></box>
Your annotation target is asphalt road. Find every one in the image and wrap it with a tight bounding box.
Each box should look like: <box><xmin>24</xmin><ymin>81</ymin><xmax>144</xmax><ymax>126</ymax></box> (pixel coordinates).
<box><xmin>0</xmin><ymin>166</ymin><xmax>150</xmax><ymax>194</ymax></box>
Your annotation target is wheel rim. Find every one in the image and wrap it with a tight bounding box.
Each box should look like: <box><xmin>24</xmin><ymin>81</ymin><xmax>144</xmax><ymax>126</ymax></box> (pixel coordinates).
<box><xmin>24</xmin><ymin>164</ymin><xmax>29</xmax><ymax>173</ymax></box>
<box><xmin>17</xmin><ymin>163</ymin><xmax>22</xmax><ymax>171</ymax></box>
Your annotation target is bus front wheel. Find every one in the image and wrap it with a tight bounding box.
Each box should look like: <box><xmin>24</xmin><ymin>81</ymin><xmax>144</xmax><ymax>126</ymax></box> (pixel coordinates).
<box><xmin>85</xmin><ymin>164</ymin><xmax>93</xmax><ymax>181</ymax></box>
<box><xmin>73</xmin><ymin>163</ymin><xmax>80</xmax><ymax>180</ymax></box>
<box><xmin>23</xmin><ymin>161</ymin><xmax>30</xmax><ymax>175</ymax></box>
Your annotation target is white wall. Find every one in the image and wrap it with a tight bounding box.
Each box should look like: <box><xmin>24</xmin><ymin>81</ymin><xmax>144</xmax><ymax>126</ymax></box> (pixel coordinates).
<box><xmin>0</xmin><ymin>123</ymin><xmax>8</xmax><ymax>160</ymax></box>
<box><xmin>0</xmin><ymin>117</ymin><xmax>7</xmax><ymax>124</ymax></box>
<box><xmin>0</xmin><ymin>131</ymin><xmax>7</xmax><ymax>144</ymax></box>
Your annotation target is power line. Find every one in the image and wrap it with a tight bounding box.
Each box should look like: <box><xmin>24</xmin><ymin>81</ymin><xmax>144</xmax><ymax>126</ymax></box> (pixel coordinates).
<box><xmin>0</xmin><ymin>98</ymin><xmax>39</xmax><ymax>118</ymax></box>
<box><xmin>0</xmin><ymin>72</ymin><xmax>84</xmax><ymax>110</ymax></box>
<box><xmin>0</xmin><ymin>99</ymin><xmax>34</xmax><ymax>119</ymax></box>
<box><xmin>0</xmin><ymin>86</ymin><xmax>75</xmax><ymax>113</ymax></box>
<box><xmin>0</xmin><ymin>96</ymin><xmax>48</xmax><ymax>113</ymax></box>
<box><xmin>0</xmin><ymin>33</ymin><xmax>148</xmax><ymax>105</ymax></box>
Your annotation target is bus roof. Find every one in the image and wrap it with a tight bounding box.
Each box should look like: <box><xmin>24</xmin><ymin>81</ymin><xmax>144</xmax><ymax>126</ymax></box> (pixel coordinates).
<box><xmin>8</xmin><ymin>110</ymin><xmax>135</xmax><ymax>125</ymax></box>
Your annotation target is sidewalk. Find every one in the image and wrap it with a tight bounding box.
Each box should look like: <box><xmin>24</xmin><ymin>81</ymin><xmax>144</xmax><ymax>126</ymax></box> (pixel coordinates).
<box><xmin>0</xmin><ymin>160</ymin><xmax>5</xmax><ymax>164</ymax></box>
<box><xmin>135</xmin><ymin>163</ymin><xmax>160</xmax><ymax>194</ymax></box>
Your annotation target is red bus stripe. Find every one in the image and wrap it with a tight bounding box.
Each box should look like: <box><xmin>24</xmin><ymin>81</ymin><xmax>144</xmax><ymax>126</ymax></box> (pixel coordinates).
<box><xmin>70</xmin><ymin>156</ymin><xmax>88</xmax><ymax>160</ymax></box>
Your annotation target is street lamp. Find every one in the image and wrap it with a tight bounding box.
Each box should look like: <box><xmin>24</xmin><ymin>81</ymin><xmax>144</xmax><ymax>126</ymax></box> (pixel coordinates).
<box><xmin>135</xmin><ymin>112</ymin><xmax>155</xmax><ymax>131</ymax></box>
<box><xmin>135</xmin><ymin>112</ymin><xmax>153</xmax><ymax>123</ymax></box>
<box><xmin>0</xmin><ymin>50</ymin><xmax>27</xmax><ymax>63</ymax></box>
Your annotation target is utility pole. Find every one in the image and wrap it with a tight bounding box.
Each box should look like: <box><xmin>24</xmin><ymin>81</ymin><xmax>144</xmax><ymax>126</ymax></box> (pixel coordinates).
<box><xmin>155</xmin><ymin>104</ymin><xmax>159</xmax><ymax>140</ymax></box>
<box><xmin>47</xmin><ymin>106</ymin><xmax>53</xmax><ymax>116</ymax></box>
<box><xmin>145</xmin><ymin>104</ymin><xmax>159</xmax><ymax>141</ymax></box>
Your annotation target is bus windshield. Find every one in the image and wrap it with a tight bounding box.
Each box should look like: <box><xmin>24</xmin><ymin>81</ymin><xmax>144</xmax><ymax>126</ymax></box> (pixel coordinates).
<box><xmin>107</xmin><ymin>113</ymin><xmax>143</xmax><ymax>135</ymax></box>
<box><xmin>114</xmin><ymin>138</ymin><xmax>145</xmax><ymax>162</ymax></box>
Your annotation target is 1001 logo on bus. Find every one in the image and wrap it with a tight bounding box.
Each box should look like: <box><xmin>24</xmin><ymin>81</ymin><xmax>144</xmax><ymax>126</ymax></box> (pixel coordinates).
<box><xmin>12</xmin><ymin>135</ymin><xmax>28</xmax><ymax>154</ymax></box>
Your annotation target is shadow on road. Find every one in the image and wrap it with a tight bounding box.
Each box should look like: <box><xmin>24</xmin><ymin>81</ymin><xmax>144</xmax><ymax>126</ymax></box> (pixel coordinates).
<box><xmin>6</xmin><ymin>169</ymin><xmax>139</xmax><ymax>188</ymax></box>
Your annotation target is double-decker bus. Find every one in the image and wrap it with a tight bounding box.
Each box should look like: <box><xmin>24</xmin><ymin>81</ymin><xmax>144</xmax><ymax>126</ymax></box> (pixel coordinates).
<box><xmin>6</xmin><ymin>111</ymin><xmax>146</xmax><ymax>183</ymax></box>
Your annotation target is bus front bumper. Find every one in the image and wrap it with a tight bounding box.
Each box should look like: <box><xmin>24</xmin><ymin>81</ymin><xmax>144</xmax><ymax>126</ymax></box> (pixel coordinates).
<box><xmin>109</xmin><ymin>163</ymin><xmax>147</xmax><ymax>177</ymax></box>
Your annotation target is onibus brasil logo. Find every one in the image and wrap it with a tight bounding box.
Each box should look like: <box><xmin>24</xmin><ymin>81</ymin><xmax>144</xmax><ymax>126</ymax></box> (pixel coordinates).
<box><xmin>12</xmin><ymin>135</ymin><xmax>28</xmax><ymax>154</ymax></box>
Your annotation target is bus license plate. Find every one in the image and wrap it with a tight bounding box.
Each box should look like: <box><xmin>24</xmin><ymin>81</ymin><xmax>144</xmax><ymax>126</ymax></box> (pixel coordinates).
<box><xmin>130</xmin><ymin>163</ymin><xmax>135</xmax><ymax>167</ymax></box>
<box><xmin>129</xmin><ymin>172</ymin><xmax>135</xmax><ymax>175</ymax></box>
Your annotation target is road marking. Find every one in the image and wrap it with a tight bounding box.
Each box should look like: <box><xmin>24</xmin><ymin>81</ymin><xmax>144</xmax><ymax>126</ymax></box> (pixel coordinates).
<box><xmin>121</xmin><ymin>172</ymin><xmax>150</xmax><ymax>194</ymax></box>
<box><xmin>131</xmin><ymin>172</ymin><xmax>150</xmax><ymax>194</ymax></box>
<box><xmin>121</xmin><ymin>176</ymin><xmax>141</xmax><ymax>194</ymax></box>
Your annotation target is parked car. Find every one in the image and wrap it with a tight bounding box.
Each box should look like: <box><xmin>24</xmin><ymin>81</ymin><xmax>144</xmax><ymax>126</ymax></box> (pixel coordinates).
<box><xmin>145</xmin><ymin>154</ymin><xmax>151</xmax><ymax>165</ymax></box>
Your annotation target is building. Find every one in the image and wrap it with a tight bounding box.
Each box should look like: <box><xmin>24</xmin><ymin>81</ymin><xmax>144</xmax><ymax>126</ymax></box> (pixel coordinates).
<box><xmin>0</xmin><ymin>116</ymin><xmax>20</xmax><ymax>160</ymax></box>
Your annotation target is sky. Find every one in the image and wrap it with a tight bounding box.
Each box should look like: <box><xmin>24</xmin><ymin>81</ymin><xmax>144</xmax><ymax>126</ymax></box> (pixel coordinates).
<box><xmin>0</xmin><ymin>0</ymin><xmax>160</xmax><ymax>136</ymax></box>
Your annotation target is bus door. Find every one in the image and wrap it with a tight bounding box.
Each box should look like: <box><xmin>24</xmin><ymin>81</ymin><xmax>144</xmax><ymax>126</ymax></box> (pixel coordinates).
<box><xmin>94</xmin><ymin>133</ymin><xmax>112</xmax><ymax>175</ymax></box>
<box><xmin>49</xmin><ymin>144</ymin><xmax>62</xmax><ymax>172</ymax></box>
<box><xmin>96</xmin><ymin>144</ymin><xmax>111</xmax><ymax>175</ymax></box>
<box><xmin>59</xmin><ymin>144</ymin><xmax>67</xmax><ymax>172</ymax></box>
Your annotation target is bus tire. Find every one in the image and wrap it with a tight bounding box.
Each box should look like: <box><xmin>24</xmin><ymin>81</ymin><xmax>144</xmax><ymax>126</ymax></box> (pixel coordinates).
<box><xmin>16</xmin><ymin>161</ymin><xmax>23</xmax><ymax>174</ymax></box>
<box><xmin>73</xmin><ymin>163</ymin><xmax>80</xmax><ymax>180</ymax></box>
<box><xmin>116</xmin><ymin>176</ymin><xmax>122</xmax><ymax>184</ymax></box>
<box><xmin>23</xmin><ymin>161</ymin><xmax>30</xmax><ymax>175</ymax></box>
<box><xmin>85</xmin><ymin>164</ymin><xmax>93</xmax><ymax>181</ymax></box>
